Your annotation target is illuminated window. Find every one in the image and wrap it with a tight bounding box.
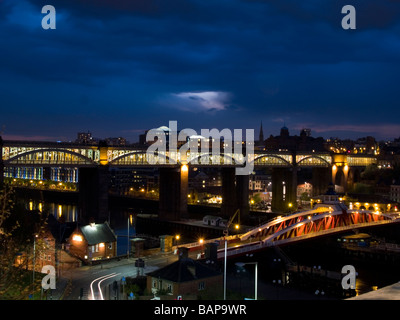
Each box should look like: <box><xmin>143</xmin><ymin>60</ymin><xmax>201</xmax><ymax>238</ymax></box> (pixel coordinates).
<box><xmin>72</xmin><ymin>234</ymin><xmax>83</xmax><ymax>242</ymax></box>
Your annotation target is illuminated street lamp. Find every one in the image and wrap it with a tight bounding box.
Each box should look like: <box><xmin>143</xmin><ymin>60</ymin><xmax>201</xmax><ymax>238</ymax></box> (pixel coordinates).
<box><xmin>235</xmin><ymin>262</ymin><xmax>258</xmax><ymax>300</ymax></box>
<box><xmin>32</xmin><ymin>234</ymin><xmax>38</xmax><ymax>299</ymax></box>
<box><xmin>127</xmin><ymin>214</ymin><xmax>133</xmax><ymax>259</ymax></box>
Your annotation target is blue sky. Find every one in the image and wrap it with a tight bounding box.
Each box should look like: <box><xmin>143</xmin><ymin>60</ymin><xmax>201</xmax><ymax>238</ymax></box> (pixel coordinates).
<box><xmin>1</xmin><ymin>0</ymin><xmax>400</xmax><ymax>142</ymax></box>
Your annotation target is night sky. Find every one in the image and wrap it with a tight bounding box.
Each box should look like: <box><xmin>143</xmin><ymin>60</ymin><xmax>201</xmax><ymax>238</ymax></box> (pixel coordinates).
<box><xmin>1</xmin><ymin>0</ymin><xmax>400</xmax><ymax>143</ymax></box>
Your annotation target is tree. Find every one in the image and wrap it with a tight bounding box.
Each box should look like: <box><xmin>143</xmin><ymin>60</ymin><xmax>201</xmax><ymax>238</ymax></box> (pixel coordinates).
<box><xmin>0</xmin><ymin>182</ymin><xmax>48</xmax><ymax>299</ymax></box>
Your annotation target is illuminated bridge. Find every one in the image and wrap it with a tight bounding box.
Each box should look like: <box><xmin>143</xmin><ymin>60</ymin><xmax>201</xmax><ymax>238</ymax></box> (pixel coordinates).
<box><xmin>1</xmin><ymin>138</ymin><xmax>379</xmax><ymax>222</ymax></box>
<box><xmin>1</xmin><ymin>140</ymin><xmax>376</xmax><ymax>168</ymax></box>
<box><xmin>175</xmin><ymin>203</ymin><xmax>400</xmax><ymax>260</ymax></box>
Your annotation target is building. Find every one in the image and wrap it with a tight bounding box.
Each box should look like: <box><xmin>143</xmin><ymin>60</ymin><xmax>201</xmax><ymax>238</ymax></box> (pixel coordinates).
<box><xmin>390</xmin><ymin>184</ymin><xmax>400</xmax><ymax>203</ymax></box>
<box><xmin>76</xmin><ymin>131</ymin><xmax>97</xmax><ymax>144</ymax></box>
<box><xmin>249</xmin><ymin>172</ymin><xmax>270</xmax><ymax>193</ymax></box>
<box><xmin>146</xmin><ymin>256</ymin><xmax>222</xmax><ymax>299</ymax></box>
<box><xmin>67</xmin><ymin>221</ymin><xmax>117</xmax><ymax>262</ymax></box>
<box><xmin>110</xmin><ymin>167</ymin><xmax>158</xmax><ymax>195</ymax></box>
<box><xmin>14</xmin><ymin>229</ymin><xmax>58</xmax><ymax>274</ymax></box>
<box><xmin>105</xmin><ymin>137</ymin><xmax>127</xmax><ymax>146</ymax></box>
<box><xmin>297</xmin><ymin>182</ymin><xmax>313</xmax><ymax>198</ymax></box>
<box><xmin>264</xmin><ymin>126</ymin><xmax>325</xmax><ymax>152</ymax></box>
<box><xmin>202</xmin><ymin>215</ymin><xmax>227</xmax><ymax>227</ymax></box>
<box><xmin>14</xmin><ymin>214</ymin><xmax>81</xmax><ymax>276</ymax></box>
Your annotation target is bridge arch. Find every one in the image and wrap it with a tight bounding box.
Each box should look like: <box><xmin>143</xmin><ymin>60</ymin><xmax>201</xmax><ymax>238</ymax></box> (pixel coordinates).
<box><xmin>251</xmin><ymin>154</ymin><xmax>292</xmax><ymax>167</ymax></box>
<box><xmin>296</xmin><ymin>155</ymin><xmax>331</xmax><ymax>167</ymax></box>
<box><xmin>109</xmin><ymin>150</ymin><xmax>176</xmax><ymax>166</ymax></box>
<box><xmin>188</xmin><ymin>152</ymin><xmax>239</xmax><ymax>166</ymax></box>
<box><xmin>240</xmin><ymin>208</ymin><xmax>395</xmax><ymax>244</ymax></box>
<box><xmin>5</xmin><ymin>148</ymin><xmax>96</xmax><ymax>166</ymax></box>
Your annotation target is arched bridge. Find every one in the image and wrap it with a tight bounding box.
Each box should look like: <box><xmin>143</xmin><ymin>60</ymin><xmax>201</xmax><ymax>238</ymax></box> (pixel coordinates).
<box><xmin>0</xmin><ymin>139</ymin><xmax>381</xmax><ymax>222</ymax></box>
<box><xmin>1</xmin><ymin>140</ymin><xmax>377</xmax><ymax>169</ymax></box>
<box><xmin>176</xmin><ymin>203</ymin><xmax>400</xmax><ymax>260</ymax></box>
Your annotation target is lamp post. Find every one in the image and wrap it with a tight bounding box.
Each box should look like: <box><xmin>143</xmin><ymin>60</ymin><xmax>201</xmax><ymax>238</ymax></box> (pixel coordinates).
<box><xmin>32</xmin><ymin>234</ymin><xmax>38</xmax><ymax>299</ymax></box>
<box><xmin>235</xmin><ymin>262</ymin><xmax>258</xmax><ymax>300</ymax></box>
<box><xmin>127</xmin><ymin>214</ymin><xmax>133</xmax><ymax>259</ymax></box>
<box><xmin>224</xmin><ymin>234</ymin><xmax>227</xmax><ymax>300</ymax></box>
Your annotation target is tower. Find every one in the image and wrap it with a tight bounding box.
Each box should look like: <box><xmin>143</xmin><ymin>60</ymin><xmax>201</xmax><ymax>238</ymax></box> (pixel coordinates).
<box><xmin>258</xmin><ymin>121</ymin><xmax>264</xmax><ymax>146</ymax></box>
<box><xmin>258</xmin><ymin>121</ymin><xmax>264</xmax><ymax>144</ymax></box>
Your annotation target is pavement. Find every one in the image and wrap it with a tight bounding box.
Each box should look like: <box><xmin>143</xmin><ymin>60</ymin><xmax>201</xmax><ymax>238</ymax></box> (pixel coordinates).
<box><xmin>348</xmin><ymin>282</ymin><xmax>400</xmax><ymax>300</ymax></box>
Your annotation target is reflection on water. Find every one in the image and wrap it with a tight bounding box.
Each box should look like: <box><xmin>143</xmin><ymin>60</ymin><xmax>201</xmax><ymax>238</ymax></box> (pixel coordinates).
<box><xmin>27</xmin><ymin>199</ymin><xmax>78</xmax><ymax>222</ymax></box>
<box><xmin>26</xmin><ymin>199</ymin><xmax>137</xmax><ymax>256</ymax></box>
<box><xmin>354</xmin><ymin>266</ymin><xmax>400</xmax><ymax>297</ymax></box>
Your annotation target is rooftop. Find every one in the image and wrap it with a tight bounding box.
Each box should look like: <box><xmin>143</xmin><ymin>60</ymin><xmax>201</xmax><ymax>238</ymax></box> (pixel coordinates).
<box><xmin>79</xmin><ymin>222</ymin><xmax>116</xmax><ymax>245</ymax></box>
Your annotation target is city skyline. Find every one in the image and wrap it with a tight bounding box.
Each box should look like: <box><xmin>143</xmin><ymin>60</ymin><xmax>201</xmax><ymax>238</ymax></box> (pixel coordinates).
<box><xmin>1</xmin><ymin>1</ymin><xmax>400</xmax><ymax>143</ymax></box>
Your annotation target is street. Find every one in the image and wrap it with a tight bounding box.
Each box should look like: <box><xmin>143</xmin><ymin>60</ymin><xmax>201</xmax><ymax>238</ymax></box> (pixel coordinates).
<box><xmin>63</xmin><ymin>251</ymin><xmax>179</xmax><ymax>300</ymax></box>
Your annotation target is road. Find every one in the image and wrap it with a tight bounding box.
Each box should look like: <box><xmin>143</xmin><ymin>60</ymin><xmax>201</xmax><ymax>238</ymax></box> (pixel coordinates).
<box><xmin>63</xmin><ymin>251</ymin><xmax>179</xmax><ymax>300</ymax></box>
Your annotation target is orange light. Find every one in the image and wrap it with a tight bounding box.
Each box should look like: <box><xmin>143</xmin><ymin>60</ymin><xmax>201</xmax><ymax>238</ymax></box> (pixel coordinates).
<box><xmin>99</xmin><ymin>243</ymin><xmax>105</xmax><ymax>248</ymax></box>
<box><xmin>199</xmin><ymin>238</ymin><xmax>204</xmax><ymax>244</ymax></box>
<box><xmin>181</xmin><ymin>164</ymin><xmax>188</xmax><ymax>172</ymax></box>
<box><xmin>72</xmin><ymin>234</ymin><xmax>83</xmax><ymax>242</ymax></box>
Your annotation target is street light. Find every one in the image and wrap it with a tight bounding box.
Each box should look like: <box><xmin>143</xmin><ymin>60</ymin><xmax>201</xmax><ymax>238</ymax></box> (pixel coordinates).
<box><xmin>223</xmin><ymin>232</ymin><xmax>227</xmax><ymax>300</ymax></box>
<box><xmin>127</xmin><ymin>214</ymin><xmax>133</xmax><ymax>259</ymax></box>
<box><xmin>32</xmin><ymin>234</ymin><xmax>38</xmax><ymax>299</ymax></box>
<box><xmin>235</xmin><ymin>262</ymin><xmax>258</xmax><ymax>300</ymax></box>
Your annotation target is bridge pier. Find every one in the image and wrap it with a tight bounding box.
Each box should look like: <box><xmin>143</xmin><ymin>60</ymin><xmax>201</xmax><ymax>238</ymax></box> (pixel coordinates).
<box><xmin>221</xmin><ymin>168</ymin><xmax>236</xmax><ymax>218</ymax></box>
<box><xmin>312</xmin><ymin>167</ymin><xmax>332</xmax><ymax>196</ymax></box>
<box><xmin>220</xmin><ymin>168</ymin><xmax>249</xmax><ymax>221</ymax></box>
<box><xmin>236</xmin><ymin>174</ymin><xmax>250</xmax><ymax>220</ymax></box>
<box><xmin>332</xmin><ymin>165</ymin><xmax>350</xmax><ymax>194</ymax></box>
<box><xmin>78</xmin><ymin>166</ymin><xmax>110</xmax><ymax>223</ymax></box>
<box><xmin>158</xmin><ymin>166</ymin><xmax>188</xmax><ymax>221</ymax></box>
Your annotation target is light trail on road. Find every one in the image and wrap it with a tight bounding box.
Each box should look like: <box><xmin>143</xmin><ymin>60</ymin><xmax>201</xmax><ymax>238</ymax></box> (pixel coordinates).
<box><xmin>90</xmin><ymin>272</ymin><xmax>121</xmax><ymax>300</ymax></box>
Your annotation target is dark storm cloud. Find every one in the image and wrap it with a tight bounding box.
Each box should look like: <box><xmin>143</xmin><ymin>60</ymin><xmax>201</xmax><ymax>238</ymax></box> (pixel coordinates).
<box><xmin>1</xmin><ymin>0</ymin><xmax>400</xmax><ymax>141</ymax></box>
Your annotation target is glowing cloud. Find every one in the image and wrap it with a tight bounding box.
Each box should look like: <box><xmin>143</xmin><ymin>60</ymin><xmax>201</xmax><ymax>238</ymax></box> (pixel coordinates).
<box><xmin>169</xmin><ymin>91</ymin><xmax>231</xmax><ymax>112</ymax></box>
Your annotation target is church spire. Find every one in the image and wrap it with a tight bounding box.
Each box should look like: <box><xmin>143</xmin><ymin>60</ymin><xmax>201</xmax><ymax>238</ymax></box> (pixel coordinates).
<box><xmin>259</xmin><ymin>121</ymin><xmax>264</xmax><ymax>143</ymax></box>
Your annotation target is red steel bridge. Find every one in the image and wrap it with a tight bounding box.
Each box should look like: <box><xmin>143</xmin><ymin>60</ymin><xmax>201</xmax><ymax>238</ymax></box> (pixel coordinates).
<box><xmin>175</xmin><ymin>203</ymin><xmax>400</xmax><ymax>260</ymax></box>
